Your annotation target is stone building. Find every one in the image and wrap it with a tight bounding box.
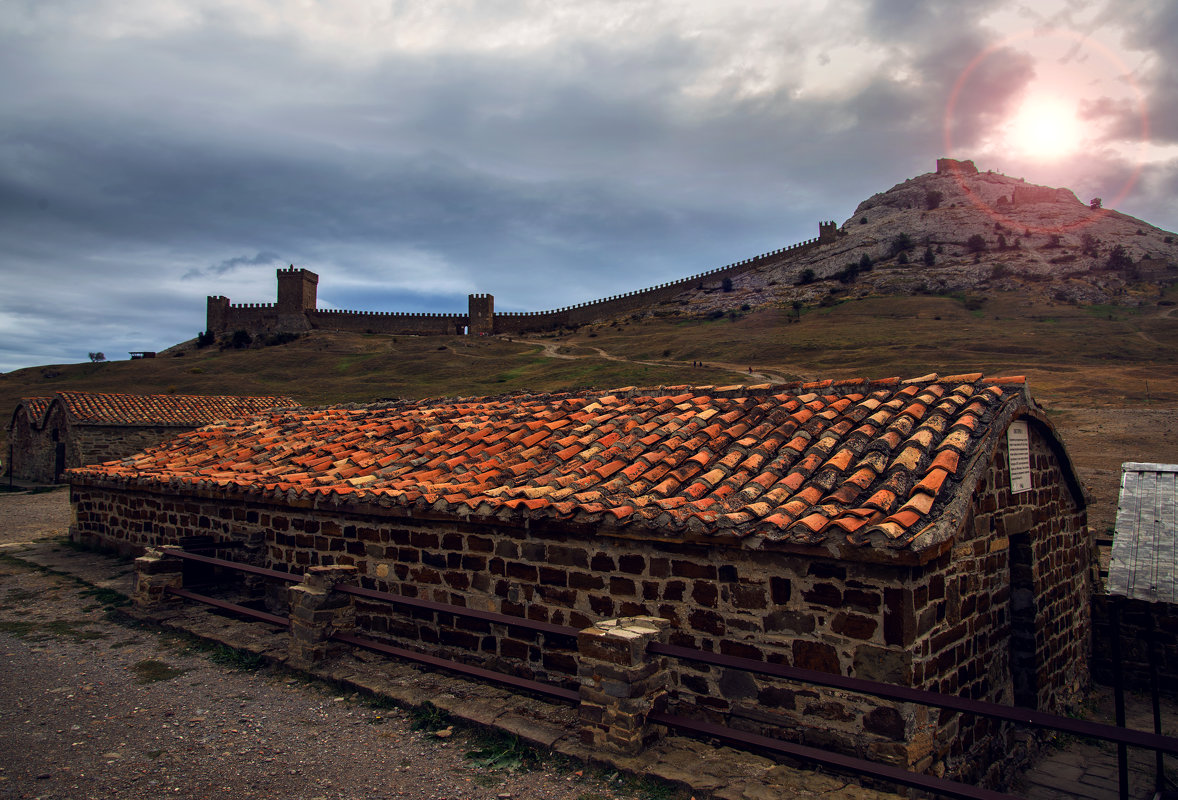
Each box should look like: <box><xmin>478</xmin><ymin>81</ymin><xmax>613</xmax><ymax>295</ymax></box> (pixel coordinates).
<box><xmin>69</xmin><ymin>374</ymin><xmax>1090</xmax><ymax>782</ymax></box>
<box><xmin>7</xmin><ymin>391</ymin><xmax>298</xmax><ymax>483</ymax></box>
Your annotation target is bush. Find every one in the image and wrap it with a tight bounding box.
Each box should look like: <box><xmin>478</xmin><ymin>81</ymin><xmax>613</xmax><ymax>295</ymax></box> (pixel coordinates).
<box><xmin>1106</xmin><ymin>244</ymin><xmax>1133</xmax><ymax>272</ymax></box>
<box><xmin>923</xmin><ymin>247</ymin><xmax>935</xmax><ymax>267</ymax></box>
<box><xmin>991</xmin><ymin>263</ymin><xmax>1011</xmax><ymax>279</ymax></box>
<box><xmin>1081</xmin><ymin>234</ymin><xmax>1099</xmax><ymax>257</ymax></box>
<box><xmin>859</xmin><ymin>216</ymin><xmax>868</xmax><ymax>224</ymax></box>
<box><xmin>88</xmin><ymin>352</ymin><xmax>106</xmax><ymax>363</ymax></box>
<box><xmin>229</xmin><ymin>330</ymin><xmax>253</xmax><ymax>349</ymax></box>
<box><xmin>196</xmin><ymin>330</ymin><xmax>216</xmax><ymax>348</ymax></box>
<box><xmin>966</xmin><ymin>234</ymin><xmax>986</xmax><ymax>254</ymax></box>
<box><xmin>796</xmin><ymin>268</ymin><xmax>816</xmax><ymax>286</ymax></box>
<box><xmin>721</xmin><ymin>277</ymin><xmax>733</xmax><ymax>293</ymax></box>
<box><xmin>897</xmin><ymin>251</ymin><xmax>909</xmax><ymax>265</ymax></box>
<box><xmin>859</xmin><ymin>253</ymin><xmax>873</xmax><ymax>270</ymax></box>
<box><xmin>889</xmin><ymin>233</ymin><xmax>914</xmax><ymax>257</ymax></box>
<box><xmin>925</xmin><ymin>190</ymin><xmax>943</xmax><ymax>210</ymax></box>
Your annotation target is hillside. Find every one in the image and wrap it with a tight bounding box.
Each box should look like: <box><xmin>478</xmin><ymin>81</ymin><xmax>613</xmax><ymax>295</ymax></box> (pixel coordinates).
<box><xmin>677</xmin><ymin>162</ymin><xmax>1178</xmax><ymax>315</ymax></box>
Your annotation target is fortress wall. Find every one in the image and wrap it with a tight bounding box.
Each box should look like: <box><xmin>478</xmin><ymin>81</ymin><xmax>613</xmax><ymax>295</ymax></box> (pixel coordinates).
<box><xmin>494</xmin><ymin>238</ymin><xmax>822</xmax><ymax>333</ymax></box>
<box><xmin>307</xmin><ymin>309</ymin><xmax>467</xmax><ymax>336</ymax></box>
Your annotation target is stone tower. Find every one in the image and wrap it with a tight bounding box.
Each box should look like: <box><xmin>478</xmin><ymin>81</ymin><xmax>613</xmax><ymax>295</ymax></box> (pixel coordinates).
<box><xmin>277</xmin><ymin>266</ymin><xmax>319</xmax><ymax>313</ymax></box>
<box><xmin>818</xmin><ymin>220</ymin><xmax>838</xmax><ymax>244</ymax></box>
<box><xmin>468</xmin><ymin>294</ymin><xmax>494</xmax><ymax>336</ymax></box>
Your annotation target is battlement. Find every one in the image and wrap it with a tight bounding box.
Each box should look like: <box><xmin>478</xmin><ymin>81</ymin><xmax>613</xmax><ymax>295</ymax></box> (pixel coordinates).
<box><xmin>206</xmin><ymin>221</ymin><xmax>835</xmax><ymax>338</ymax></box>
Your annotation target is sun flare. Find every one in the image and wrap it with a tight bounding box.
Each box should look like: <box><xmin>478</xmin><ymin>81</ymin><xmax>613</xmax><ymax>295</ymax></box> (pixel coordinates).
<box><xmin>1006</xmin><ymin>97</ymin><xmax>1083</xmax><ymax>161</ymax></box>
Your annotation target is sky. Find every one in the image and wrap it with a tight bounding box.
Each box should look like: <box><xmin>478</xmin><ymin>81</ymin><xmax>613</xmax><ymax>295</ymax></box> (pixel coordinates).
<box><xmin>2</xmin><ymin>0</ymin><xmax>1177</xmax><ymax>372</ymax></box>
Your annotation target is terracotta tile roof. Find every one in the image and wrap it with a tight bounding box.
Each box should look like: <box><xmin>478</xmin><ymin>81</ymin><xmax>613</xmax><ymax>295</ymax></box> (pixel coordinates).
<box><xmin>10</xmin><ymin>397</ymin><xmax>53</xmax><ymax>430</ymax></box>
<box><xmin>52</xmin><ymin>391</ymin><xmax>299</xmax><ymax>428</ymax></box>
<box><xmin>70</xmin><ymin>375</ymin><xmax>1058</xmax><ymax>553</ymax></box>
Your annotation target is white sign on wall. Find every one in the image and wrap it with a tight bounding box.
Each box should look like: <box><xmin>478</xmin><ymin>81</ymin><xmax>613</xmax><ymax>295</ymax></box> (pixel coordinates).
<box><xmin>1007</xmin><ymin>419</ymin><xmax>1032</xmax><ymax>494</ymax></box>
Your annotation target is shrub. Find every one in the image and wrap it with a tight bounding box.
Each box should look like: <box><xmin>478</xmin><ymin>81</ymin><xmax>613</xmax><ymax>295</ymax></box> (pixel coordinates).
<box><xmin>923</xmin><ymin>247</ymin><xmax>935</xmax><ymax>267</ymax></box>
<box><xmin>196</xmin><ymin>330</ymin><xmax>216</xmax><ymax>348</ymax></box>
<box><xmin>991</xmin><ymin>263</ymin><xmax>1011</xmax><ymax>279</ymax></box>
<box><xmin>889</xmin><ymin>233</ymin><xmax>914</xmax><ymax>257</ymax></box>
<box><xmin>229</xmin><ymin>330</ymin><xmax>253</xmax><ymax>349</ymax></box>
<box><xmin>721</xmin><ymin>277</ymin><xmax>733</xmax><ymax>293</ymax></box>
<box><xmin>897</xmin><ymin>251</ymin><xmax>909</xmax><ymax>265</ymax></box>
<box><xmin>966</xmin><ymin>234</ymin><xmax>986</xmax><ymax>254</ymax></box>
<box><xmin>1081</xmin><ymin>234</ymin><xmax>1099</xmax><ymax>257</ymax></box>
<box><xmin>924</xmin><ymin>190</ymin><xmax>943</xmax><ymax>210</ymax></box>
<box><xmin>796</xmin><ymin>268</ymin><xmax>816</xmax><ymax>286</ymax></box>
<box><xmin>88</xmin><ymin>352</ymin><xmax>106</xmax><ymax>363</ymax></box>
<box><xmin>1106</xmin><ymin>244</ymin><xmax>1133</xmax><ymax>272</ymax></box>
<box><xmin>859</xmin><ymin>216</ymin><xmax>868</xmax><ymax>224</ymax></box>
<box><xmin>859</xmin><ymin>252</ymin><xmax>873</xmax><ymax>269</ymax></box>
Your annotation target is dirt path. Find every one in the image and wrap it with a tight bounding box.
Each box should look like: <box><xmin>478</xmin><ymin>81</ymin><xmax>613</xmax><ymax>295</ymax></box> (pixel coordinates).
<box><xmin>517</xmin><ymin>339</ymin><xmax>792</xmax><ymax>384</ymax></box>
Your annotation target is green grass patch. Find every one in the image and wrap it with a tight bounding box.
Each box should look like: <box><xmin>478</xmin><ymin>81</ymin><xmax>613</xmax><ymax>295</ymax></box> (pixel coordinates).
<box><xmin>207</xmin><ymin>644</ymin><xmax>268</xmax><ymax>671</ymax></box>
<box><xmin>0</xmin><ymin>618</ymin><xmax>106</xmax><ymax>641</ymax></box>
<box><xmin>132</xmin><ymin>659</ymin><xmax>186</xmax><ymax>684</ymax></box>
<box><xmin>465</xmin><ymin>732</ymin><xmax>537</xmax><ymax>772</ymax></box>
<box><xmin>408</xmin><ymin>701</ymin><xmax>450</xmax><ymax>732</ymax></box>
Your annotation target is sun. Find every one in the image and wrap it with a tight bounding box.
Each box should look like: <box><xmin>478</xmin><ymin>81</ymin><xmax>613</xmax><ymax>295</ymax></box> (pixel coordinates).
<box><xmin>1005</xmin><ymin>95</ymin><xmax>1084</xmax><ymax>161</ymax></box>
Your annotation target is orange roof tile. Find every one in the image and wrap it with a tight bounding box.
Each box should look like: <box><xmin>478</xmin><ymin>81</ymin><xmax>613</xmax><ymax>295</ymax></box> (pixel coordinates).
<box><xmin>69</xmin><ymin>374</ymin><xmax>1063</xmax><ymax>553</ymax></box>
<box><xmin>37</xmin><ymin>391</ymin><xmax>299</xmax><ymax>428</ymax></box>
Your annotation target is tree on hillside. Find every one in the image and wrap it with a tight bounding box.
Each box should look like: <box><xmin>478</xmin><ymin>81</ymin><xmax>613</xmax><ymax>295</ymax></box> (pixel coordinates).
<box><xmin>88</xmin><ymin>352</ymin><xmax>105</xmax><ymax>363</ymax></box>
<box><xmin>1090</xmin><ymin>197</ymin><xmax>1102</xmax><ymax>210</ymax></box>
<box><xmin>796</xmin><ymin>268</ymin><xmax>816</xmax><ymax>285</ymax></box>
<box><xmin>925</xmin><ymin>190</ymin><xmax>943</xmax><ymax>210</ymax></box>
<box><xmin>923</xmin><ymin>247</ymin><xmax>935</xmax><ymax>267</ymax></box>
<box><xmin>889</xmin><ymin>233</ymin><xmax>914</xmax><ymax>257</ymax></box>
<box><xmin>966</xmin><ymin>234</ymin><xmax>987</xmax><ymax>254</ymax></box>
<box><xmin>858</xmin><ymin>252</ymin><xmax>874</xmax><ymax>270</ymax></box>
<box><xmin>721</xmin><ymin>277</ymin><xmax>733</xmax><ymax>293</ymax></box>
<box><xmin>1081</xmin><ymin>234</ymin><xmax>1100</xmax><ymax>257</ymax></box>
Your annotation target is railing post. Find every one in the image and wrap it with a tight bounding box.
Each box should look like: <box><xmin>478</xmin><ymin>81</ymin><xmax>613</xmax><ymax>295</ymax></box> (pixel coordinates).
<box><xmin>287</xmin><ymin>566</ymin><xmax>358</xmax><ymax>668</ymax></box>
<box><xmin>132</xmin><ymin>548</ymin><xmax>183</xmax><ymax>610</ymax></box>
<box><xmin>577</xmin><ymin>616</ymin><xmax>671</xmax><ymax>755</ymax></box>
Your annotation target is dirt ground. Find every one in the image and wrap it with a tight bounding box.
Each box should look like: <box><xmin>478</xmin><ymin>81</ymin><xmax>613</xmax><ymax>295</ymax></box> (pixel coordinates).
<box><xmin>1046</xmin><ymin>406</ymin><xmax>1178</xmax><ymax>536</ymax></box>
<box><xmin>0</xmin><ymin>487</ymin><xmax>71</xmax><ymax>546</ymax></box>
<box><xmin>0</xmin><ymin>548</ymin><xmax>683</xmax><ymax>800</ymax></box>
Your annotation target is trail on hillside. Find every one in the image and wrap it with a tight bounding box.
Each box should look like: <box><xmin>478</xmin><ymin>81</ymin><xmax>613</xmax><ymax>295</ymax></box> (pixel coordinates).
<box><xmin>515</xmin><ymin>338</ymin><xmax>792</xmax><ymax>384</ymax></box>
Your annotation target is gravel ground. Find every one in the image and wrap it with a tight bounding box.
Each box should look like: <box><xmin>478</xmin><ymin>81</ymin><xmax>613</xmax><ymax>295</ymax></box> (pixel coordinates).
<box><xmin>0</xmin><ymin>547</ymin><xmax>679</xmax><ymax>800</ymax></box>
<box><xmin>0</xmin><ymin>487</ymin><xmax>71</xmax><ymax>545</ymax></box>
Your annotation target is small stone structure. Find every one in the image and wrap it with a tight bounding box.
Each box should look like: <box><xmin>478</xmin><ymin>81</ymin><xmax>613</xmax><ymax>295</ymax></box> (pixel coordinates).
<box><xmin>6</xmin><ymin>391</ymin><xmax>298</xmax><ymax>483</ymax></box>
<box><xmin>70</xmin><ymin>374</ymin><xmax>1090</xmax><ymax>785</ymax></box>
<box><xmin>1093</xmin><ymin>462</ymin><xmax>1178</xmax><ymax>690</ymax></box>
<box><xmin>206</xmin><ymin>222</ymin><xmax>839</xmax><ymax>339</ymax></box>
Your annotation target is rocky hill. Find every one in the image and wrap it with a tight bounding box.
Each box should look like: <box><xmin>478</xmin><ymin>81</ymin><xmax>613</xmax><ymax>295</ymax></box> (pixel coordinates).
<box><xmin>681</xmin><ymin>161</ymin><xmax>1178</xmax><ymax>314</ymax></box>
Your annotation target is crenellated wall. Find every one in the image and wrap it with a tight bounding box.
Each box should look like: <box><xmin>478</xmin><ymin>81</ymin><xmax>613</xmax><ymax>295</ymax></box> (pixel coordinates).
<box><xmin>205</xmin><ymin>223</ymin><xmax>836</xmax><ymax>339</ymax></box>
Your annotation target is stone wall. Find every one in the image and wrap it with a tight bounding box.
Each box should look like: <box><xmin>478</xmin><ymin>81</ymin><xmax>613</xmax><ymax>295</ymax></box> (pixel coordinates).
<box><xmin>69</xmin><ymin>419</ymin><xmax>1088</xmax><ymax>784</ymax></box>
<box><xmin>205</xmin><ymin>225</ymin><xmax>834</xmax><ymax>339</ymax></box>
<box><xmin>7</xmin><ymin>409</ymin><xmax>54</xmax><ymax>482</ymax></box>
<box><xmin>307</xmin><ymin>310</ymin><xmax>467</xmax><ymax>336</ymax></box>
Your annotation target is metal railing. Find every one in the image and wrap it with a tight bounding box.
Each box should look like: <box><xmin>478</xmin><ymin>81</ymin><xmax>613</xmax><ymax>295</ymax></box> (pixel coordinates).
<box><xmin>154</xmin><ymin>547</ymin><xmax>1177</xmax><ymax>800</ymax></box>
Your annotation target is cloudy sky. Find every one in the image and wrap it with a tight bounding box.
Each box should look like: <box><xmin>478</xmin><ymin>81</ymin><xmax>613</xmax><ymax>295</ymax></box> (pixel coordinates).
<box><xmin>2</xmin><ymin>0</ymin><xmax>1176</xmax><ymax>372</ymax></box>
